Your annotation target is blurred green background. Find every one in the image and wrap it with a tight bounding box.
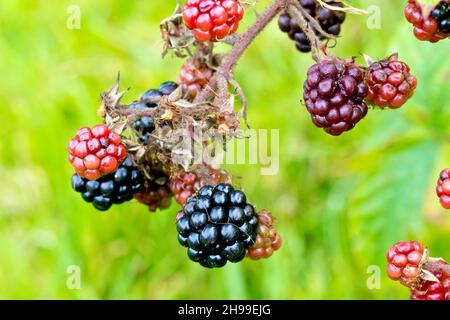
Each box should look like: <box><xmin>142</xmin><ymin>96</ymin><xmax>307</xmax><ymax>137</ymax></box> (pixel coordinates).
<box><xmin>0</xmin><ymin>0</ymin><xmax>449</xmax><ymax>299</ymax></box>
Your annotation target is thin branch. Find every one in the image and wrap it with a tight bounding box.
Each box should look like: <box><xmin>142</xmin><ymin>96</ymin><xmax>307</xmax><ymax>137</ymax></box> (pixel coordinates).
<box><xmin>195</xmin><ymin>0</ymin><xmax>289</xmax><ymax>103</ymax></box>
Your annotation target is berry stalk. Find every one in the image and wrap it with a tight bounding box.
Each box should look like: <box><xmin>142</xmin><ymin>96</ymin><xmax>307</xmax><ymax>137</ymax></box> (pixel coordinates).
<box><xmin>195</xmin><ymin>0</ymin><xmax>289</xmax><ymax>103</ymax></box>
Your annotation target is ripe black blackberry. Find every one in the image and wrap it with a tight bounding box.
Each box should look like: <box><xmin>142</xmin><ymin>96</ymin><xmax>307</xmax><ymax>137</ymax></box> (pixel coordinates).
<box><xmin>71</xmin><ymin>157</ymin><xmax>144</xmax><ymax>211</ymax></box>
<box><xmin>176</xmin><ymin>184</ymin><xmax>259</xmax><ymax>268</ymax></box>
<box><xmin>432</xmin><ymin>1</ymin><xmax>450</xmax><ymax>34</ymax></box>
<box><xmin>131</xmin><ymin>81</ymin><xmax>178</xmax><ymax>143</ymax></box>
<box><xmin>278</xmin><ymin>0</ymin><xmax>346</xmax><ymax>53</ymax></box>
<box><xmin>303</xmin><ymin>57</ymin><xmax>368</xmax><ymax>135</ymax></box>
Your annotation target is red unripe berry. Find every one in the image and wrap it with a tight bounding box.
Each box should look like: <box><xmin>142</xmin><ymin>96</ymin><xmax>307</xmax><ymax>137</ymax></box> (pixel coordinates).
<box><xmin>247</xmin><ymin>210</ymin><xmax>282</xmax><ymax>260</ymax></box>
<box><xmin>183</xmin><ymin>0</ymin><xmax>244</xmax><ymax>42</ymax></box>
<box><xmin>386</xmin><ymin>241</ymin><xmax>424</xmax><ymax>284</ymax></box>
<box><xmin>178</xmin><ymin>58</ymin><xmax>214</xmax><ymax>100</ymax></box>
<box><xmin>410</xmin><ymin>264</ymin><xmax>450</xmax><ymax>300</ymax></box>
<box><xmin>366</xmin><ymin>54</ymin><xmax>417</xmax><ymax>109</ymax></box>
<box><xmin>68</xmin><ymin>125</ymin><xmax>127</xmax><ymax>180</ymax></box>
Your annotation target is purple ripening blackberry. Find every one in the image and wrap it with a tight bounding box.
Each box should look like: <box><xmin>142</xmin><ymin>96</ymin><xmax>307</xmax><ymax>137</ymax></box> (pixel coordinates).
<box><xmin>278</xmin><ymin>0</ymin><xmax>346</xmax><ymax>53</ymax></box>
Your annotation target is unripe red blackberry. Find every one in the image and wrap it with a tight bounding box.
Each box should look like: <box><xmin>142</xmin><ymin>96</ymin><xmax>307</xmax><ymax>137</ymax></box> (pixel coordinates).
<box><xmin>405</xmin><ymin>0</ymin><xmax>449</xmax><ymax>42</ymax></box>
<box><xmin>177</xmin><ymin>58</ymin><xmax>214</xmax><ymax>100</ymax></box>
<box><xmin>278</xmin><ymin>0</ymin><xmax>346</xmax><ymax>53</ymax></box>
<box><xmin>134</xmin><ymin>173</ymin><xmax>172</xmax><ymax>212</ymax></box>
<box><xmin>182</xmin><ymin>0</ymin><xmax>245</xmax><ymax>42</ymax></box>
<box><xmin>410</xmin><ymin>262</ymin><xmax>450</xmax><ymax>300</ymax></box>
<box><xmin>303</xmin><ymin>58</ymin><xmax>369</xmax><ymax>136</ymax></box>
<box><xmin>170</xmin><ymin>166</ymin><xmax>231</xmax><ymax>206</ymax></box>
<box><xmin>246</xmin><ymin>210</ymin><xmax>282</xmax><ymax>260</ymax></box>
<box><xmin>436</xmin><ymin>168</ymin><xmax>450</xmax><ymax>209</ymax></box>
<box><xmin>68</xmin><ymin>124</ymin><xmax>127</xmax><ymax>180</ymax></box>
<box><xmin>386</xmin><ymin>241</ymin><xmax>424</xmax><ymax>284</ymax></box>
<box><xmin>176</xmin><ymin>184</ymin><xmax>259</xmax><ymax>268</ymax></box>
<box><xmin>366</xmin><ymin>54</ymin><xmax>417</xmax><ymax>109</ymax></box>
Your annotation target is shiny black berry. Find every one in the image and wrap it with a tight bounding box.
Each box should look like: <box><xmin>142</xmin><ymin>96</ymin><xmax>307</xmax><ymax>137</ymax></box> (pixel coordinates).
<box><xmin>132</xmin><ymin>81</ymin><xmax>178</xmax><ymax>143</ymax></box>
<box><xmin>158</xmin><ymin>81</ymin><xmax>178</xmax><ymax>96</ymax></box>
<box><xmin>71</xmin><ymin>157</ymin><xmax>144</xmax><ymax>211</ymax></box>
<box><xmin>176</xmin><ymin>184</ymin><xmax>258</xmax><ymax>268</ymax></box>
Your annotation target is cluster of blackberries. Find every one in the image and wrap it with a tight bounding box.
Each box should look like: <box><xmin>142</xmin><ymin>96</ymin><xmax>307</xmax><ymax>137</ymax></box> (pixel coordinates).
<box><xmin>130</xmin><ymin>81</ymin><xmax>178</xmax><ymax>143</ymax></box>
<box><xmin>176</xmin><ymin>184</ymin><xmax>259</xmax><ymax>268</ymax></box>
<box><xmin>71</xmin><ymin>157</ymin><xmax>144</xmax><ymax>211</ymax></box>
<box><xmin>278</xmin><ymin>0</ymin><xmax>346</xmax><ymax>53</ymax></box>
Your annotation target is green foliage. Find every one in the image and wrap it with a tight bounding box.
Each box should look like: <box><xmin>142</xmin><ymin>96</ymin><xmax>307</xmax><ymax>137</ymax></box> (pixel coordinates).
<box><xmin>0</xmin><ymin>0</ymin><xmax>448</xmax><ymax>299</ymax></box>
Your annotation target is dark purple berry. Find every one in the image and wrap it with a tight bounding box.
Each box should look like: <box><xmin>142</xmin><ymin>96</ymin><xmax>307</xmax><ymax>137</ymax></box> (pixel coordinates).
<box><xmin>303</xmin><ymin>58</ymin><xmax>369</xmax><ymax>135</ymax></box>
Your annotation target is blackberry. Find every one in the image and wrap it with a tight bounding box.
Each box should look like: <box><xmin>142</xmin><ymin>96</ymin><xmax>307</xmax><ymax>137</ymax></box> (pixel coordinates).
<box><xmin>386</xmin><ymin>241</ymin><xmax>424</xmax><ymax>286</ymax></box>
<box><xmin>405</xmin><ymin>0</ymin><xmax>449</xmax><ymax>42</ymax></box>
<box><xmin>176</xmin><ymin>184</ymin><xmax>259</xmax><ymax>268</ymax></box>
<box><xmin>436</xmin><ymin>168</ymin><xmax>450</xmax><ymax>209</ymax></box>
<box><xmin>71</xmin><ymin>157</ymin><xmax>144</xmax><ymax>211</ymax></box>
<box><xmin>247</xmin><ymin>210</ymin><xmax>282</xmax><ymax>260</ymax></box>
<box><xmin>68</xmin><ymin>124</ymin><xmax>127</xmax><ymax>180</ymax></box>
<box><xmin>410</xmin><ymin>262</ymin><xmax>450</xmax><ymax>300</ymax></box>
<box><xmin>278</xmin><ymin>0</ymin><xmax>345</xmax><ymax>53</ymax></box>
<box><xmin>134</xmin><ymin>173</ymin><xmax>173</xmax><ymax>212</ymax></box>
<box><xmin>303</xmin><ymin>57</ymin><xmax>368</xmax><ymax>135</ymax></box>
<box><xmin>366</xmin><ymin>54</ymin><xmax>417</xmax><ymax>109</ymax></box>
<box><xmin>132</xmin><ymin>81</ymin><xmax>178</xmax><ymax>143</ymax></box>
<box><xmin>177</xmin><ymin>58</ymin><xmax>214</xmax><ymax>100</ymax></box>
<box><xmin>432</xmin><ymin>1</ymin><xmax>450</xmax><ymax>34</ymax></box>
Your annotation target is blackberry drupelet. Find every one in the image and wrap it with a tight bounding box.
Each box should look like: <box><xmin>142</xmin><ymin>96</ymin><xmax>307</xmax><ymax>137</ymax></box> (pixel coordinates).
<box><xmin>278</xmin><ymin>0</ymin><xmax>345</xmax><ymax>53</ymax></box>
<box><xmin>176</xmin><ymin>184</ymin><xmax>259</xmax><ymax>268</ymax></box>
<box><xmin>71</xmin><ymin>157</ymin><xmax>144</xmax><ymax>211</ymax></box>
<box><xmin>132</xmin><ymin>81</ymin><xmax>178</xmax><ymax>143</ymax></box>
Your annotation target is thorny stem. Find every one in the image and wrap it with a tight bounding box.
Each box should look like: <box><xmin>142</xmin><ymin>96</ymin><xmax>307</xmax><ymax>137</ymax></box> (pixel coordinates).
<box><xmin>195</xmin><ymin>0</ymin><xmax>289</xmax><ymax>103</ymax></box>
